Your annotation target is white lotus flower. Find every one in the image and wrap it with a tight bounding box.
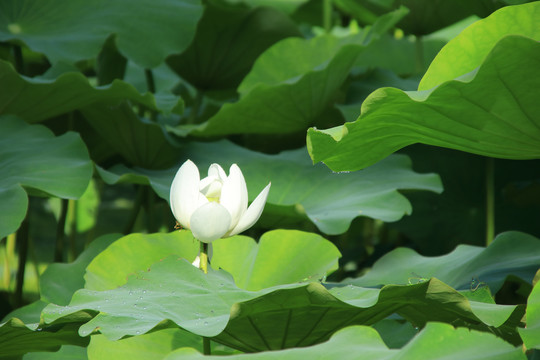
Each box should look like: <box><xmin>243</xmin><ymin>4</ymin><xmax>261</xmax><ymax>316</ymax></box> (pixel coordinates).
<box><xmin>170</xmin><ymin>160</ymin><xmax>271</xmax><ymax>243</ymax></box>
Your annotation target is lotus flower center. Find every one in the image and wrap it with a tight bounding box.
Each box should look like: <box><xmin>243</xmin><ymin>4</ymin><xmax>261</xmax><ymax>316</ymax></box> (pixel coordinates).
<box><xmin>200</xmin><ymin>177</ymin><xmax>223</xmax><ymax>203</ymax></box>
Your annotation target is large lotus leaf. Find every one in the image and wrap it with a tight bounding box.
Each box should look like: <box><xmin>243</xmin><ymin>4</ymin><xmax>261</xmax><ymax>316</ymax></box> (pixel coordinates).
<box><xmin>165</xmin><ymin>322</ymin><xmax>526</xmax><ymax>360</ymax></box>
<box><xmin>420</xmin><ymin>2</ymin><xmax>540</xmax><ymax>90</ymax></box>
<box><xmin>42</xmin><ymin>258</ymin><xmax>522</xmax><ymax>352</ymax></box>
<box><xmin>519</xmin><ymin>274</ymin><xmax>540</xmax><ymax>350</ymax></box>
<box><xmin>307</xmin><ymin>36</ymin><xmax>540</xmax><ymax>171</ymax></box>
<box><xmin>84</xmin><ymin>231</ymin><xmax>199</xmax><ymax>291</ymax></box>
<box><xmin>87</xmin><ymin>328</ymin><xmax>216</xmax><ymax>360</ymax></box>
<box><xmin>167</xmin><ymin>4</ymin><xmax>301</xmax><ymax>92</ymax></box>
<box><xmin>344</xmin><ymin>231</ymin><xmax>540</xmax><ymax>294</ymax></box>
<box><xmin>44</xmin><ymin>257</ymin><xmax>302</xmax><ymax>341</ymax></box>
<box><xmin>0</xmin><ymin>315</ymin><xmax>91</xmax><ymax>358</ymax></box>
<box><xmin>0</xmin><ymin>61</ymin><xmax>183</xmax><ymax>124</ymax></box>
<box><xmin>0</xmin><ymin>0</ymin><xmax>203</xmax><ymax>68</ymax></box>
<box><xmin>96</xmin><ymin>140</ymin><xmax>442</xmax><ymax>235</ymax></box>
<box><xmin>212</xmin><ymin>230</ymin><xmax>341</xmax><ymax>290</ymax></box>
<box><xmin>24</xmin><ymin>345</ymin><xmax>87</xmax><ymax>360</ymax></box>
<box><xmin>40</xmin><ymin>234</ymin><xmax>121</xmax><ymax>306</ymax></box>
<box><xmin>0</xmin><ymin>115</ymin><xmax>92</xmax><ymax>238</ymax></box>
<box><xmin>79</xmin><ymin>102</ymin><xmax>180</xmax><ymax>169</ymax></box>
<box><xmin>178</xmin><ymin>8</ymin><xmax>407</xmax><ymax>136</ymax></box>
<box><xmin>84</xmin><ymin>230</ymin><xmax>340</xmax><ymax>292</ymax></box>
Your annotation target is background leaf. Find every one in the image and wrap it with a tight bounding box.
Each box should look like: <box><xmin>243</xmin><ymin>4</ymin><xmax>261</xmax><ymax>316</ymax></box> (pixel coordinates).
<box><xmin>519</xmin><ymin>272</ymin><xmax>540</xmax><ymax>350</ymax></box>
<box><xmin>79</xmin><ymin>102</ymin><xmax>180</xmax><ymax>169</ymax></box>
<box><xmin>419</xmin><ymin>2</ymin><xmax>540</xmax><ymax>90</ymax></box>
<box><xmin>0</xmin><ymin>61</ymin><xmax>183</xmax><ymax>123</ymax></box>
<box><xmin>97</xmin><ymin>140</ymin><xmax>442</xmax><ymax>234</ymax></box>
<box><xmin>0</xmin><ymin>0</ymin><xmax>203</xmax><ymax>68</ymax></box>
<box><xmin>307</xmin><ymin>36</ymin><xmax>540</xmax><ymax>171</ymax></box>
<box><xmin>344</xmin><ymin>231</ymin><xmax>540</xmax><ymax>293</ymax></box>
<box><xmin>181</xmin><ymin>7</ymin><xmax>408</xmax><ymax>136</ymax></box>
<box><xmin>40</xmin><ymin>234</ymin><xmax>121</xmax><ymax>305</ymax></box>
<box><xmin>0</xmin><ymin>317</ymin><xmax>90</xmax><ymax>358</ymax></box>
<box><xmin>167</xmin><ymin>3</ymin><xmax>301</xmax><ymax>93</ymax></box>
<box><xmin>0</xmin><ymin>115</ymin><xmax>92</xmax><ymax>238</ymax></box>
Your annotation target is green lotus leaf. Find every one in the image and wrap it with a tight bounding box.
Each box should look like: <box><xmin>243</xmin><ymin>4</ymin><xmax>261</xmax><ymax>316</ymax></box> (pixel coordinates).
<box><xmin>336</xmin><ymin>0</ymin><xmax>495</xmax><ymax>36</ymax></box>
<box><xmin>0</xmin><ymin>115</ymin><xmax>92</xmax><ymax>238</ymax></box>
<box><xmin>167</xmin><ymin>4</ymin><xmax>301</xmax><ymax>92</ymax></box>
<box><xmin>519</xmin><ymin>273</ymin><xmax>540</xmax><ymax>350</ymax></box>
<box><xmin>0</xmin><ymin>0</ymin><xmax>203</xmax><ymax>68</ymax></box>
<box><xmin>79</xmin><ymin>101</ymin><xmax>180</xmax><ymax>169</ymax></box>
<box><xmin>42</xmin><ymin>259</ymin><xmax>522</xmax><ymax>352</ymax></box>
<box><xmin>40</xmin><ymin>234</ymin><xmax>121</xmax><ymax>306</ymax></box>
<box><xmin>86</xmin><ymin>328</ymin><xmax>224</xmax><ymax>360</ymax></box>
<box><xmin>307</xmin><ymin>36</ymin><xmax>540</xmax><ymax>171</ymax></box>
<box><xmin>0</xmin><ymin>315</ymin><xmax>91</xmax><ymax>358</ymax></box>
<box><xmin>96</xmin><ymin>140</ymin><xmax>442</xmax><ymax>235</ymax></box>
<box><xmin>176</xmin><ymin>7</ymin><xmax>407</xmax><ymax>136</ymax></box>
<box><xmin>191</xmin><ymin>33</ymin><xmax>367</xmax><ymax>135</ymax></box>
<box><xmin>23</xmin><ymin>345</ymin><xmax>87</xmax><ymax>360</ymax></box>
<box><xmin>420</xmin><ymin>2</ymin><xmax>540</xmax><ymax>90</ymax></box>
<box><xmin>83</xmin><ymin>230</ymin><xmax>340</xmax><ymax>292</ymax></box>
<box><xmin>83</xmin><ymin>231</ymin><xmax>199</xmax><ymax>292</ymax></box>
<box><xmin>231</xmin><ymin>0</ymin><xmax>308</xmax><ymax>14</ymax></box>
<box><xmin>0</xmin><ymin>60</ymin><xmax>183</xmax><ymax>124</ymax></box>
<box><xmin>345</xmin><ymin>231</ymin><xmax>540</xmax><ymax>294</ymax></box>
<box><xmin>165</xmin><ymin>322</ymin><xmax>525</xmax><ymax>360</ymax></box>
<box><xmin>212</xmin><ymin>230</ymin><xmax>340</xmax><ymax>291</ymax></box>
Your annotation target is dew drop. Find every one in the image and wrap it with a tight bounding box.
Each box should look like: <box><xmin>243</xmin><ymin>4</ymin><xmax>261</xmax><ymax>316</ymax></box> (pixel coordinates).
<box><xmin>142</xmin><ymin>290</ymin><xmax>147</xmax><ymax>294</ymax></box>
<box><xmin>134</xmin><ymin>303</ymin><xmax>138</xmax><ymax>308</ymax></box>
<box><xmin>143</xmin><ymin>306</ymin><xmax>147</xmax><ymax>310</ymax></box>
<box><xmin>136</xmin><ymin>330</ymin><xmax>141</xmax><ymax>335</ymax></box>
<box><xmin>204</xmin><ymin>321</ymin><xmax>208</xmax><ymax>326</ymax></box>
<box><xmin>138</xmin><ymin>296</ymin><xmax>143</xmax><ymax>300</ymax></box>
<box><xmin>129</xmin><ymin>291</ymin><xmax>133</xmax><ymax>296</ymax></box>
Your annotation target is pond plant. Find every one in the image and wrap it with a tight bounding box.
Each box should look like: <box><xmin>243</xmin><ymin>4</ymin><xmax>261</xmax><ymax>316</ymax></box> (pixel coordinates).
<box><xmin>0</xmin><ymin>1</ymin><xmax>539</xmax><ymax>359</ymax></box>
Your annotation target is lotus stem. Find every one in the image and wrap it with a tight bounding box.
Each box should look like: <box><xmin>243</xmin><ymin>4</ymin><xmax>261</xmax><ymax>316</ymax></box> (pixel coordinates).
<box><xmin>415</xmin><ymin>35</ymin><xmax>424</xmax><ymax>74</ymax></box>
<box><xmin>3</xmin><ymin>233</ymin><xmax>16</xmax><ymax>289</ymax></box>
<box><xmin>55</xmin><ymin>198</ymin><xmax>69</xmax><ymax>262</ymax></box>
<box><xmin>199</xmin><ymin>241</ymin><xmax>211</xmax><ymax>354</ymax></box>
<box><xmin>323</xmin><ymin>0</ymin><xmax>332</xmax><ymax>33</ymax></box>
<box><xmin>199</xmin><ymin>241</ymin><xmax>208</xmax><ymax>274</ymax></box>
<box><xmin>13</xmin><ymin>44</ymin><xmax>24</xmax><ymax>75</ymax></box>
<box><xmin>123</xmin><ymin>185</ymin><xmax>145</xmax><ymax>234</ymax></box>
<box><xmin>144</xmin><ymin>68</ymin><xmax>157</xmax><ymax>121</ymax></box>
<box><xmin>485</xmin><ymin>158</ymin><xmax>495</xmax><ymax>246</ymax></box>
<box><xmin>187</xmin><ymin>90</ymin><xmax>204</xmax><ymax>124</ymax></box>
<box><xmin>14</xmin><ymin>215</ymin><xmax>30</xmax><ymax>307</ymax></box>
